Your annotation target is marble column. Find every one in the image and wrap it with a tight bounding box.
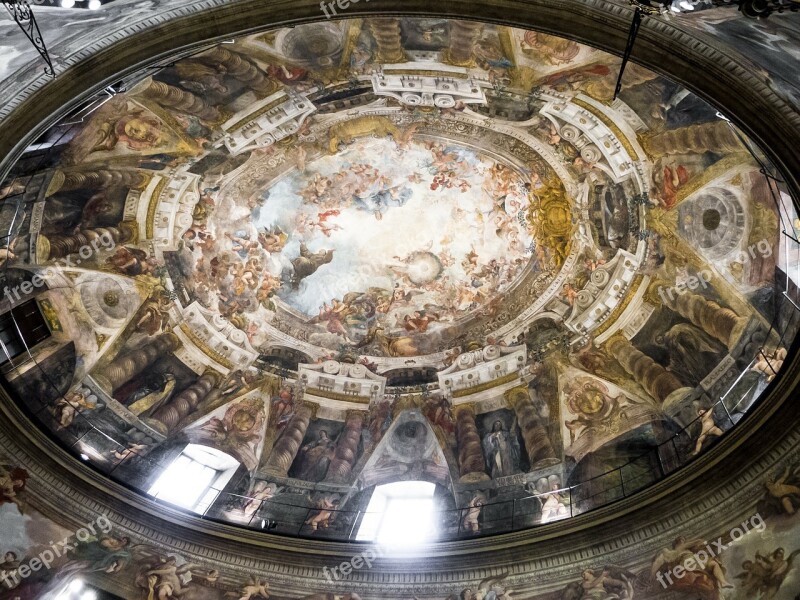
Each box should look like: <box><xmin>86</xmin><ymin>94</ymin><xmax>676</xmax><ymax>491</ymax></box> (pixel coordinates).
<box><xmin>150</xmin><ymin>371</ymin><xmax>221</xmax><ymax>432</ymax></box>
<box><xmin>98</xmin><ymin>333</ymin><xmax>181</xmax><ymax>393</ymax></box>
<box><xmin>455</xmin><ymin>404</ymin><xmax>488</xmax><ymax>481</ymax></box>
<box><xmin>199</xmin><ymin>48</ymin><xmax>276</xmax><ymax>95</ymax></box>
<box><xmin>368</xmin><ymin>18</ymin><xmax>406</xmax><ymax>63</ymax></box>
<box><xmin>444</xmin><ymin>20</ymin><xmax>484</xmax><ymax>67</ymax></box>
<box><xmin>325</xmin><ymin>410</ymin><xmax>366</xmax><ymax>482</ymax></box>
<box><xmin>139</xmin><ymin>79</ymin><xmax>220</xmax><ymax>122</ymax></box>
<box><xmin>607</xmin><ymin>335</ymin><xmax>684</xmax><ymax>405</ymax></box>
<box><xmin>263</xmin><ymin>403</ymin><xmax>314</xmax><ymax>476</ymax></box>
<box><xmin>643</xmin><ymin>121</ymin><xmax>741</xmax><ymax>157</ymax></box>
<box><xmin>662</xmin><ymin>289</ymin><xmax>746</xmax><ymax>350</ymax></box>
<box><xmin>506</xmin><ymin>387</ymin><xmax>558</xmax><ymax>469</ymax></box>
<box><xmin>46</xmin><ymin>225</ymin><xmax>132</xmax><ymax>260</ymax></box>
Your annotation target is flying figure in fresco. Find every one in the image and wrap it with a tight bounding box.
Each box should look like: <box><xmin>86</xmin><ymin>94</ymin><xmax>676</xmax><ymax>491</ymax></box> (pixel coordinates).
<box><xmin>0</xmin><ymin>465</ymin><xmax>28</xmax><ymax>514</ymax></box>
<box><xmin>290</xmin><ymin>243</ymin><xmax>334</xmax><ymax>289</ymax></box>
<box><xmin>736</xmin><ymin>548</ymin><xmax>800</xmax><ymax>600</ymax></box>
<box><xmin>759</xmin><ymin>463</ymin><xmax>800</xmax><ymax>516</ymax></box>
<box><xmin>560</xmin><ymin>567</ymin><xmax>635</xmax><ymax>600</ymax></box>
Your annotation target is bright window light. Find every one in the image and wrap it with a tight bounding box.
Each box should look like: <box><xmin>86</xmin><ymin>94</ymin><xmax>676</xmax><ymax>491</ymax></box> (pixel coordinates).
<box><xmin>356</xmin><ymin>481</ymin><xmax>437</xmax><ymax>548</ymax></box>
<box><xmin>148</xmin><ymin>444</ymin><xmax>239</xmax><ymax>513</ymax></box>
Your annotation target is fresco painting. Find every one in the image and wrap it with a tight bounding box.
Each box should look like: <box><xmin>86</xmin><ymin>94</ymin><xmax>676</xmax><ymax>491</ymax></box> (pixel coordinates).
<box><xmin>0</xmin><ymin>19</ymin><xmax>795</xmax><ymax>595</ymax></box>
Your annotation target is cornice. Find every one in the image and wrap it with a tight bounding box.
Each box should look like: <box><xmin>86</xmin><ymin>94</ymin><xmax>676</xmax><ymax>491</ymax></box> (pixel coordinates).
<box><xmin>0</xmin><ymin>0</ymin><xmax>799</xmax><ymax>593</ymax></box>
<box><xmin>1</xmin><ymin>331</ymin><xmax>799</xmax><ymax>592</ymax></box>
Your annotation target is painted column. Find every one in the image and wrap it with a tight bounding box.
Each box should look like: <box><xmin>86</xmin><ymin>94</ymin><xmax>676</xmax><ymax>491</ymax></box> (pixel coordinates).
<box><xmin>150</xmin><ymin>371</ymin><xmax>221</xmax><ymax>433</ymax></box>
<box><xmin>199</xmin><ymin>47</ymin><xmax>277</xmax><ymax>95</ymax></box>
<box><xmin>606</xmin><ymin>335</ymin><xmax>684</xmax><ymax>404</ymax></box>
<box><xmin>97</xmin><ymin>332</ymin><xmax>181</xmax><ymax>393</ymax></box>
<box><xmin>325</xmin><ymin>410</ymin><xmax>366</xmax><ymax>482</ymax></box>
<box><xmin>138</xmin><ymin>79</ymin><xmax>221</xmax><ymax>121</ymax></box>
<box><xmin>263</xmin><ymin>403</ymin><xmax>314</xmax><ymax>476</ymax></box>
<box><xmin>444</xmin><ymin>20</ymin><xmax>484</xmax><ymax>67</ymax></box>
<box><xmin>52</xmin><ymin>168</ymin><xmax>149</xmax><ymax>192</ymax></box>
<box><xmin>45</xmin><ymin>225</ymin><xmax>132</xmax><ymax>260</ymax></box>
<box><xmin>662</xmin><ymin>289</ymin><xmax>747</xmax><ymax>350</ymax></box>
<box><xmin>506</xmin><ymin>386</ymin><xmax>558</xmax><ymax>470</ymax></box>
<box><xmin>643</xmin><ymin>121</ymin><xmax>741</xmax><ymax>157</ymax></box>
<box><xmin>454</xmin><ymin>404</ymin><xmax>488</xmax><ymax>481</ymax></box>
<box><xmin>368</xmin><ymin>18</ymin><xmax>406</xmax><ymax>63</ymax></box>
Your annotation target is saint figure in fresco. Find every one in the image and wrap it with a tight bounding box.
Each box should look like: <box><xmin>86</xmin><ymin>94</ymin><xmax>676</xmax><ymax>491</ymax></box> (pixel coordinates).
<box><xmin>124</xmin><ymin>372</ymin><xmax>176</xmax><ymax>417</ymax></box>
<box><xmin>656</xmin><ymin>322</ymin><xmax>725</xmax><ymax>386</ymax></box>
<box><xmin>294</xmin><ymin>429</ymin><xmax>337</xmax><ymax>482</ymax></box>
<box><xmin>482</xmin><ymin>420</ymin><xmax>521</xmax><ymax>478</ymax></box>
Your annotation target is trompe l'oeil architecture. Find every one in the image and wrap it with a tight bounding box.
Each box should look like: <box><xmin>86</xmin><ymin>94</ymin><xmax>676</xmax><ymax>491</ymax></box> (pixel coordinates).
<box><xmin>1</xmin><ymin>3</ymin><xmax>799</xmax><ymax>600</ymax></box>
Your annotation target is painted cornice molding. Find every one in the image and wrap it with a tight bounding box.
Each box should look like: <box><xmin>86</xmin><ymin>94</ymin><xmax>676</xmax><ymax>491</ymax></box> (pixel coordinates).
<box><xmin>1</xmin><ymin>335</ymin><xmax>798</xmax><ymax>593</ymax></box>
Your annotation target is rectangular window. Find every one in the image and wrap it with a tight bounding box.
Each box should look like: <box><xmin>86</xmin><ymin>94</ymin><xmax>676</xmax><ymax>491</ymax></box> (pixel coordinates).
<box><xmin>0</xmin><ymin>299</ymin><xmax>51</xmax><ymax>364</ymax></box>
<box><xmin>147</xmin><ymin>444</ymin><xmax>239</xmax><ymax>514</ymax></box>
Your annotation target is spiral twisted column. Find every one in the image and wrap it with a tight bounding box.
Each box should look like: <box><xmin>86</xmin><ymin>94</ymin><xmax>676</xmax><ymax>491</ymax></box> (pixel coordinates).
<box><xmin>96</xmin><ymin>333</ymin><xmax>181</xmax><ymax>393</ymax></box>
<box><xmin>642</xmin><ymin>121</ymin><xmax>741</xmax><ymax>157</ymax></box>
<box><xmin>325</xmin><ymin>410</ymin><xmax>366</xmax><ymax>482</ymax></box>
<box><xmin>506</xmin><ymin>386</ymin><xmax>558</xmax><ymax>470</ymax></box>
<box><xmin>368</xmin><ymin>18</ymin><xmax>406</xmax><ymax>63</ymax></box>
<box><xmin>51</xmin><ymin>168</ymin><xmax>149</xmax><ymax>192</ymax></box>
<box><xmin>454</xmin><ymin>403</ymin><xmax>488</xmax><ymax>481</ymax></box>
<box><xmin>138</xmin><ymin>79</ymin><xmax>220</xmax><ymax>121</ymax></box>
<box><xmin>662</xmin><ymin>290</ymin><xmax>747</xmax><ymax>350</ymax></box>
<box><xmin>263</xmin><ymin>403</ymin><xmax>314</xmax><ymax>476</ymax></box>
<box><xmin>606</xmin><ymin>336</ymin><xmax>684</xmax><ymax>405</ymax></box>
<box><xmin>200</xmin><ymin>47</ymin><xmax>277</xmax><ymax>95</ymax></box>
<box><xmin>444</xmin><ymin>20</ymin><xmax>484</xmax><ymax>67</ymax></box>
<box><xmin>45</xmin><ymin>225</ymin><xmax>132</xmax><ymax>260</ymax></box>
<box><xmin>150</xmin><ymin>371</ymin><xmax>221</xmax><ymax>432</ymax></box>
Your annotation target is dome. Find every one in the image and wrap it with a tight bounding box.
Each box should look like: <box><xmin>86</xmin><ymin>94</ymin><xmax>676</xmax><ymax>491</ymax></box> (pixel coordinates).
<box><xmin>0</xmin><ymin>4</ymin><xmax>799</xmax><ymax>600</ymax></box>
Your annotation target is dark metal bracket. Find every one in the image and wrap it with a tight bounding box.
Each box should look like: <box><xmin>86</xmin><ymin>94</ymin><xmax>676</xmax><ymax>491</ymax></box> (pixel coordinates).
<box><xmin>1</xmin><ymin>0</ymin><xmax>55</xmax><ymax>77</ymax></box>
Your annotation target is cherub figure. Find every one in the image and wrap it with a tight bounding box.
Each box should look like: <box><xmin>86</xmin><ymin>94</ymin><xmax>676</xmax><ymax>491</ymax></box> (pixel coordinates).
<box><xmin>240</xmin><ymin>482</ymin><xmax>282</xmax><ymax>520</ymax></box>
<box><xmin>692</xmin><ymin>407</ymin><xmax>725</xmax><ymax>456</ymax></box>
<box><xmin>305</xmin><ymin>494</ymin><xmax>339</xmax><ymax>531</ymax></box>
<box><xmin>461</xmin><ymin>493</ymin><xmax>486</xmax><ymax>534</ymax></box>
<box><xmin>0</xmin><ymin>465</ymin><xmax>28</xmax><ymax>513</ymax></box>
<box><xmin>763</xmin><ymin>464</ymin><xmax>800</xmax><ymax>516</ymax></box>
<box><xmin>50</xmin><ymin>389</ymin><xmax>102</xmax><ymax>429</ymax></box>
<box><xmin>562</xmin><ymin>282</ymin><xmax>579</xmax><ymax>307</ymax></box>
<box><xmin>227</xmin><ymin>575</ymin><xmax>270</xmax><ymax>600</ymax></box>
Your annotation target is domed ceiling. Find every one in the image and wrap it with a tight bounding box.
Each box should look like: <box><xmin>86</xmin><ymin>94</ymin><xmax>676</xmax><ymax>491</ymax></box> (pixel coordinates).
<box><xmin>0</xmin><ymin>17</ymin><xmax>795</xmax><ymax>542</ymax></box>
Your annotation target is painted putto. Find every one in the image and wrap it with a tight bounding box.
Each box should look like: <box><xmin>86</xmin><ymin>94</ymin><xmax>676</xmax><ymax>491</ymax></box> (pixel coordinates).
<box><xmin>0</xmin><ymin>19</ymin><xmax>796</xmax><ymax>600</ymax></box>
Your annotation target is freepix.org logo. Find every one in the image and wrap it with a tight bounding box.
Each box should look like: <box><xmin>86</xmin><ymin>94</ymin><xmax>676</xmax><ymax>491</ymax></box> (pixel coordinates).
<box><xmin>0</xmin><ymin>514</ymin><xmax>114</xmax><ymax>590</ymax></box>
<box><xmin>655</xmin><ymin>238</ymin><xmax>773</xmax><ymax>305</ymax></box>
<box><xmin>2</xmin><ymin>231</ymin><xmax>116</xmax><ymax>305</ymax></box>
<box><xmin>654</xmin><ymin>513</ymin><xmax>766</xmax><ymax>590</ymax></box>
<box><xmin>320</xmin><ymin>0</ymin><xmax>371</xmax><ymax>19</ymax></box>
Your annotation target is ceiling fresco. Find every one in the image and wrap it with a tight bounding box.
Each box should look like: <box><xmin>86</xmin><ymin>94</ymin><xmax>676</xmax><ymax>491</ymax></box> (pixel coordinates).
<box><xmin>0</xmin><ymin>17</ymin><xmax>796</xmax><ymax>551</ymax></box>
